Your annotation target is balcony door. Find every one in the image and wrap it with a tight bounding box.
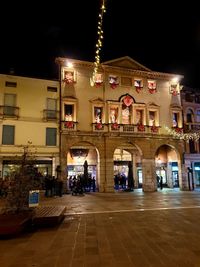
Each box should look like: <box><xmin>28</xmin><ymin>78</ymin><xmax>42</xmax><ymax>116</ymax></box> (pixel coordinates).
<box><xmin>4</xmin><ymin>94</ymin><xmax>16</xmax><ymax>115</ymax></box>
<box><xmin>47</xmin><ymin>98</ymin><xmax>57</xmax><ymax>119</ymax></box>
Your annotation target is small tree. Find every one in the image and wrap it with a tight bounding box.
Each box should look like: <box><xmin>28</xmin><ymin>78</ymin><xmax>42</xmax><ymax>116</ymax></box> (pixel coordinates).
<box><xmin>4</xmin><ymin>142</ymin><xmax>40</xmax><ymax>214</ymax></box>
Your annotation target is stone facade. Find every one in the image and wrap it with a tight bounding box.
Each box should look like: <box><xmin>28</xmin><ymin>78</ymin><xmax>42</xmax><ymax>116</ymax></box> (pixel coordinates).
<box><xmin>56</xmin><ymin>56</ymin><xmax>187</xmax><ymax>192</ymax></box>
<box><xmin>181</xmin><ymin>86</ymin><xmax>200</xmax><ymax>189</ymax></box>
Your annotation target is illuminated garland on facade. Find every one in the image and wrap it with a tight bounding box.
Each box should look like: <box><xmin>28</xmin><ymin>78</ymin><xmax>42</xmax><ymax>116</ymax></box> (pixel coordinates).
<box><xmin>165</xmin><ymin>126</ymin><xmax>200</xmax><ymax>141</ymax></box>
<box><xmin>91</xmin><ymin>0</ymin><xmax>106</xmax><ymax>86</ymax></box>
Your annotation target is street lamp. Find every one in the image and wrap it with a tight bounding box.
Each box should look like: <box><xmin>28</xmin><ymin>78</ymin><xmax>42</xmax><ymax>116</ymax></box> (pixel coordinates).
<box><xmin>55</xmin><ymin>57</ymin><xmax>63</xmax><ymax>170</ymax></box>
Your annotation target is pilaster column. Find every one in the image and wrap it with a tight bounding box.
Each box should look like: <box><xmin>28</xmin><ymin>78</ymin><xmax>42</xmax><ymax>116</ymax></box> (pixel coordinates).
<box><xmin>142</xmin><ymin>158</ymin><xmax>157</xmax><ymax>192</ymax></box>
<box><xmin>132</xmin><ymin>155</ymin><xmax>138</xmax><ymax>188</ymax></box>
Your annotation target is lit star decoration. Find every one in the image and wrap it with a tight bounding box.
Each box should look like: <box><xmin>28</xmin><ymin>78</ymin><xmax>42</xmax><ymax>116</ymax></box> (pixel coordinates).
<box><xmin>165</xmin><ymin>126</ymin><xmax>200</xmax><ymax>141</ymax></box>
<box><xmin>90</xmin><ymin>0</ymin><xmax>106</xmax><ymax>86</ymax></box>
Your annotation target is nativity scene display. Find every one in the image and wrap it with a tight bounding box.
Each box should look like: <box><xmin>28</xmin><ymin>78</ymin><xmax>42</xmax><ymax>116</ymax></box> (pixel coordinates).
<box><xmin>135</xmin><ymin>110</ymin><xmax>143</xmax><ymax>125</ymax></box>
<box><xmin>64</xmin><ymin>104</ymin><xmax>73</xmax><ymax>121</ymax></box>
<box><xmin>108</xmin><ymin>75</ymin><xmax>119</xmax><ymax>89</ymax></box>
<box><xmin>63</xmin><ymin>70</ymin><xmax>75</xmax><ymax>84</ymax></box>
<box><xmin>149</xmin><ymin>111</ymin><xmax>156</xmax><ymax>126</ymax></box>
<box><xmin>94</xmin><ymin>107</ymin><xmax>103</xmax><ymax>123</ymax></box>
<box><xmin>109</xmin><ymin>107</ymin><xmax>118</xmax><ymax>124</ymax></box>
<box><xmin>172</xmin><ymin>113</ymin><xmax>178</xmax><ymax>127</ymax></box>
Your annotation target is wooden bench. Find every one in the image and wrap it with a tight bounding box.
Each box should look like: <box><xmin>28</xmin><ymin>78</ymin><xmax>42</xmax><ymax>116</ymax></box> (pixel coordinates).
<box><xmin>33</xmin><ymin>206</ymin><xmax>66</xmax><ymax>227</ymax></box>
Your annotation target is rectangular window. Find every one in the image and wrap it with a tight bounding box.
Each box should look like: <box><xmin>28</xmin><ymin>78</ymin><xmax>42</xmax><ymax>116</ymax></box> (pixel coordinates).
<box><xmin>47</xmin><ymin>98</ymin><xmax>57</xmax><ymax>119</ymax></box>
<box><xmin>64</xmin><ymin>104</ymin><xmax>73</xmax><ymax>121</ymax></box>
<box><xmin>109</xmin><ymin>107</ymin><xmax>118</xmax><ymax>123</ymax></box>
<box><xmin>122</xmin><ymin>104</ymin><xmax>131</xmax><ymax>124</ymax></box>
<box><xmin>46</xmin><ymin>128</ymin><xmax>57</xmax><ymax>146</ymax></box>
<box><xmin>134</xmin><ymin>79</ymin><xmax>143</xmax><ymax>88</ymax></box>
<box><xmin>2</xmin><ymin>125</ymin><xmax>15</xmax><ymax>145</ymax></box>
<box><xmin>196</xmin><ymin>110</ymin><xmax>200</xmax><ymax>123</ymax></box>
<box><xmin>5</xmin><ymin>81</ymin><xmax>17</xmax><ymax>87</ymax></box>
<box><xmin>63</xmin><ymin>70</ymin><xmax>75</xmax><ymax>83</ymax></box>
<box><xmin>121</xmin><ymin>77</ymin><xmax>132</xmax><ymax>86</ymax></box>
<box><xmin>195</xmin><ymin>95</ymin><xmax>200</xmax><ymax>103</ymax></box>
<box><xmin>136</xmin><ymin>110</ymin><xmax>143</xmax><ymax>124</ymax></box>
<box><xmin>149</xmin><ymin>111</ymin><xmax>156</xmax><ymax>126</ymax></box>
<box><xmin>47</xmin><ymin>86</ymin><xmax>57</xmax><ymax>92</ymax></box>
<box><xmin>172</xmin><ymin>113</ymin><xmax>178</xmax><ymax>127</ymax></box>
<box><xmin>185</xmin><ymin>93</ymin><xmax>193</xmax><ymax>102</ymax></box>
<box><xmin>4</xmin><ymin>94</ymin><xmax>16</xmax><ymax>115</ymax></box>
<box><xmin>94</xmin><ymin>107</ymin><xmax>103</xmax><ymax>123</ymax></box>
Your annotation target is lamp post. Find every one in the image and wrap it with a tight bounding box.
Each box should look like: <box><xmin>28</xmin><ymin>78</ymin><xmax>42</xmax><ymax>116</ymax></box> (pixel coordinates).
<box><xmin>58</xmin><ymin>61</ymin><xmax>62</xmax><ymax>168</ymax></box>
<box><xmin>55</xmin><ymin>57</ymin><xmax>62</xmax><ymax>174</ymax></box>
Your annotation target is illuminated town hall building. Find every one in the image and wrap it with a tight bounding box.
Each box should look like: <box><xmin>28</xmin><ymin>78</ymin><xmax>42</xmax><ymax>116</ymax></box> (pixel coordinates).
<box><xmin>56</xmin><ymin>56</ymin><xmax>186</xmax><ymax>192</ymax></box>
<box><xmin>0</xmin><ymin>56</ymin><xmax>191</xmax><ymax>192</ymax></box>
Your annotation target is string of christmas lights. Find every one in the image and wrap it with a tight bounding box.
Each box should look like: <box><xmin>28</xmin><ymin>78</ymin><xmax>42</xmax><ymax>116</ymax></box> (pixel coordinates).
<box><xmin>165</xmin><ymin>126</ymin><xmax>200</xmax><ymax>141</ymax></box>
<box><xmin>91</xmin><ymin>0</ymin><xmax>106</xmax><ymax>86</ymax></box>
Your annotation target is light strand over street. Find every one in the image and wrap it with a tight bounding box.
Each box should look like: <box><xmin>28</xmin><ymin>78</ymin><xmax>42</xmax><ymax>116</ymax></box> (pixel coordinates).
<box><xmin>165</xmin><ymin>126</ymin><xmax>200</xmax><ymax>141</ymax></box>
<box><xmin>90</xmin><ymin>0</ymin><xmax>106</xmax><ymax>86</ymax></box>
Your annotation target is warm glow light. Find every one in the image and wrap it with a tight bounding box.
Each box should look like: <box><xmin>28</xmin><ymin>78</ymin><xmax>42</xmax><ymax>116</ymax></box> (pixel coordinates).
<box><xmin>165</xmin><ymin>125</ymin><xmax>200</xmax><ymax>141</ymax></box>
<box><xmin>91</xmin><ymin>0</ymin><xmax>106</xmax><ymax>86</ymax></box>
<box><xmin>172</xmin><ymin>77</ymin><xmax>179</xmax><ymax>83</ymax></box>
<box><xmin>67</xmin><ymin>62</ymin><xmax>73</xmax><ymax>68</ymax></box>
<box><xmin>157</xmin><ymin>158</ymin><xmax>162</xmax><ymax>164</ymax></box>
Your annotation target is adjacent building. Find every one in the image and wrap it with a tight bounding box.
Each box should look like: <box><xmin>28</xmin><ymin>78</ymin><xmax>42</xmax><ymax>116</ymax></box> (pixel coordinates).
<box><xmin>181</xmin><ymin>86</ymin><xmax>200</xmax><ymax>189</ymax></box>
<box><xmin>0</xmin><ymin>74</ymin><xmax>60</xmax><ymax>178</ymax></box>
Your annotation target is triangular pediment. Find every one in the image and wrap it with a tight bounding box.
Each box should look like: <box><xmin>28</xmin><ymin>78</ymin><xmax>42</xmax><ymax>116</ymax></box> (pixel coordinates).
<box><xmin>89</xmin><ymin>97</ymin><xmax>104</xmax><ymax>103</ymax></box>
<box><xmin>102</xmin><ymin>56</ymin><xmax>151</xmax><ymax>71</ymax></box>
<box><xmin>147</xmin><ymin>102</ymin><xmax>159</xmax><ymax>107</ymax></box>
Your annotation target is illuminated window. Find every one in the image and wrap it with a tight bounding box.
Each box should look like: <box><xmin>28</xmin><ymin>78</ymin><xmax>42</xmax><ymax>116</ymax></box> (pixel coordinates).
<box><xmin>64</xmin><ymin>104</ymin><xmax>74</xmax><ymax>121</ymax></box>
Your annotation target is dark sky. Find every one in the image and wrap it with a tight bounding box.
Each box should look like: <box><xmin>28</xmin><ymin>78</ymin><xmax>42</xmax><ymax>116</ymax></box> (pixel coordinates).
<box><xmin>1</xmin><ymin>1</ymin><xmax>200</xmax><ymax>88</ymax></box>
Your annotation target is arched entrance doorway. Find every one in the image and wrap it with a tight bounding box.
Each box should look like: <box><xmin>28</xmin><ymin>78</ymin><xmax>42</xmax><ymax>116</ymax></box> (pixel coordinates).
<box><xmin>113</xmin><ymin>144</ymin><xmax>142</xmax><ymax>190</ymax></box>
<box><xmin>155</xmin><ymin>144</ymin><xmax>180</xmax><ymax>189</ymax></box>
<box><xmin>66</xmin><ymin>142</ymin><xmax>99</xmax><ymax>192</ymax></box>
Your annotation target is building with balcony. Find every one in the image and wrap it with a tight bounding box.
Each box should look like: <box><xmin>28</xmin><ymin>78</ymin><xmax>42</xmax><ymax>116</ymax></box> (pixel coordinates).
<box><xmin>181</xmin><ymin>86</ymin><xmax>200</xmax><ymax>189</ymax></box>
<box><xmin>0</xmin><ymin>74</ymin><xmax>59</xmax><ymax>179</ymax></box>
<box><xmin>56</xmin><ymin>56</ymin><xmax>187</xmax><ymax>192</ymax></box>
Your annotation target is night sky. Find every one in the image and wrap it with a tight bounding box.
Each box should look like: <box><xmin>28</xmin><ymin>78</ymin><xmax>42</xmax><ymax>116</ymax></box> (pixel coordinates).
<box><xmin>1</xmin><ymin>1</ymin><xmax>200</xmax><ymax>88</ymax></box>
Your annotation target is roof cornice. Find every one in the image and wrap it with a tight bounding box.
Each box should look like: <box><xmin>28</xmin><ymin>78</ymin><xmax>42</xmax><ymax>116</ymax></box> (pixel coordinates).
<box><xmin>55</xmin><ymin>57</ymin><xmax>184</xmax><ymax>81</ymax></box>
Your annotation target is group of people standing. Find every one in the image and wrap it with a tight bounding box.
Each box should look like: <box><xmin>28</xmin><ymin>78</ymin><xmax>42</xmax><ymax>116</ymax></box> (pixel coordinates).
<box><xmin>114</xmin><ymin>172</ymin><xmax>127</xmax><ymax>190</ymax></box>
<box><xmin>44</xmin><ymin>175</ymin><xmax>63</xmax><ymax>197</ymax></box>
<box><xmin>68</xmin><ymin>174</ymin><xmax>96</xmax><ymax>195</ymax></box>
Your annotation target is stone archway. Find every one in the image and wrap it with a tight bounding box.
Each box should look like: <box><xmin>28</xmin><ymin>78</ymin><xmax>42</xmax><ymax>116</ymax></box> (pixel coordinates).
<box><xmin>113</xmin><ymin>143</ymin><xmax>143</xmax><ymax>191</ymax></box>
<box><xmin>155</xmin><ymin>144</ymin><xmax>181</xmax><ymax>189</ymax></box>
<box><xmin>66</xmin><ymin>141</ymin><xmax>100</xmax><ymax>192</ymax></box>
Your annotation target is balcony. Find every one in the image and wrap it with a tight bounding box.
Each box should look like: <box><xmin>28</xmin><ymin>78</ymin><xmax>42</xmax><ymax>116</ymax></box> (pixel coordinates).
<box><xmin>43</xmin><ymin>110</ymin><xmax>59</xmax><ymax>121</ymax></box>
<box><xmin>184</xmin><ymin>122</ymin><xmax>200</xmax><ymax>131</ymax></box>
<box><xmin>62</xmin><ymin>121</ymin><xmax>78</xmax><ymax>131</ymax></box>
<box><xmin>0</xmin><ymin>105</ymin><xmax>19</xmax><ymax>119</ymax></box>
<box><xmin>92</xmin><ymin>123</ymin><xmax>106</xmax><ymax>132</ymax></box>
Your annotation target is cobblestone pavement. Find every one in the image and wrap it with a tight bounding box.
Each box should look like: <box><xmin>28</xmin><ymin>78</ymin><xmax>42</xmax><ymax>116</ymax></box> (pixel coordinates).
<box><xmin>1</xmin><ymin>188</ymin><xmax>200</xmax><ymax>267</ymax></box>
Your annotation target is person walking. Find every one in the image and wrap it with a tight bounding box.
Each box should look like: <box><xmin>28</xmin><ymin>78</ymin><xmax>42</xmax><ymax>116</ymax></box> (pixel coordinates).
<box><xmin>156</xmin><ymin>175</ymin><xmax>160</xmax><ymax>188</ymax></box>
<box><xmin>160</xmin><ymin>176</ymin><xmax>163</xmax><ymax>190</ymax></box>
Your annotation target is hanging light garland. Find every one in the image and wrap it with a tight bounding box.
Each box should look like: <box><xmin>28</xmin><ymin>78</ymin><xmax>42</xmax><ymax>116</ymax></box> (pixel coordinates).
<box><xmin>165</xmin><ymin>126</ymin><xmax>200</xmax><ymax>141</ymax></box>
<box><xmin>90</xmin><ymin>0</ymin><xmax>106</xmax><ymax>86</ymax></box>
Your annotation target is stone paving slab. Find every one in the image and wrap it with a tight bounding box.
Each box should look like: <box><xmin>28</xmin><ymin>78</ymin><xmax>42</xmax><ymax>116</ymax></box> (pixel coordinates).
<box><xmin>1</xmin><ymin>189</ymin><xmax>200</xmax><ymax>266</ymax></box>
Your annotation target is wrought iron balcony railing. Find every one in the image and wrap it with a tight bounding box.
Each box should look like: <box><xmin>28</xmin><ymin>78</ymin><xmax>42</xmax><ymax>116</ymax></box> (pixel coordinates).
<box><xmin>184</xmin><ymin>122</ymin><xmax>200</xmax><ymax>132</ymax></box>
<box><xmin>43</xmin><ymin>109</ymin><xmax>59</xmax><ymax>121</ymax></box>
<box><xmin>0</xmin><ymin>105</ymin><xmax>19</xmax><ymax>118</ymax></box>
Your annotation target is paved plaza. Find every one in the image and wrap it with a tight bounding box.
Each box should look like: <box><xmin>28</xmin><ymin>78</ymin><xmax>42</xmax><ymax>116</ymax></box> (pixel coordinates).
<box><xmin>1</xmin><ymin>189</ymin><xmax>200</xmax><ymax>267</ymax></box>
